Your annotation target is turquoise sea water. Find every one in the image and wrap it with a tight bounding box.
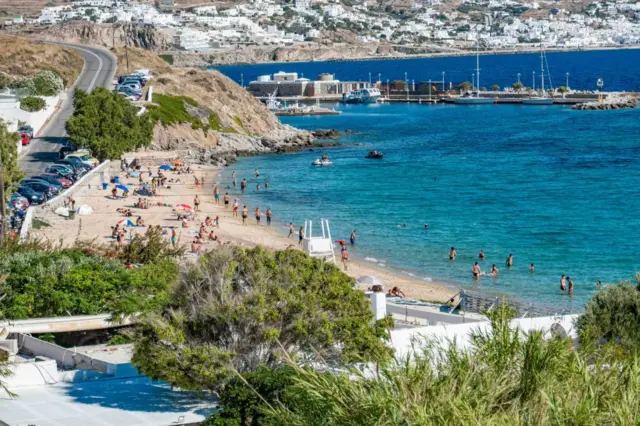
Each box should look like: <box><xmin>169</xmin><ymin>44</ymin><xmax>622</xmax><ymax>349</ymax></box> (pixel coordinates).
<box><xmin>225</xmin><ymin>102</ymin><xmax>640</xmax><ymax>309</ymax></box>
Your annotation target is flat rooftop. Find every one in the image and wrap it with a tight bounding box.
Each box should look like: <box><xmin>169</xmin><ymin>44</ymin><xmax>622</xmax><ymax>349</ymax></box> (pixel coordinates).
<box><xmin>0</xmin><ymin>376</ymin><xmax>216</xmax><ymax>426</ymax></box>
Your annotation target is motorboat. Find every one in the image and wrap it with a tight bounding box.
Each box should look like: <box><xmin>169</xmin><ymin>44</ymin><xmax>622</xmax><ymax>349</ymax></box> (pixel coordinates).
<box><xmin>365</xmin><ymin>150</ymin><xmax>383</xmax><ymax>159</ymax></box>
<box><xmin>342</xmin><ymin>87</ymin><xmax>381</xmax><ymax>104</ymax></box>
<box><xmin>312</xmin><ymin>155</ymin><xmax>332</xmax><ymax>166</ymax></box>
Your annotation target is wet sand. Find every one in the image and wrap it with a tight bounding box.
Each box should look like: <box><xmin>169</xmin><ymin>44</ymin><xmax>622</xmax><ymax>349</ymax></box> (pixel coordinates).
<box><xmin>32</xmin><ymin>158</ymin><xmax>456</xmax><ymax>303</ymax></box>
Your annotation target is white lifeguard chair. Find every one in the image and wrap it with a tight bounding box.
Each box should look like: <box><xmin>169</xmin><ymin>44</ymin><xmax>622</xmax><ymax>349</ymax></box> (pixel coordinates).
<box><xmin>303</xmin><ymin>219</ymin><xmax>336</xmax><ymax>263</ymax></box>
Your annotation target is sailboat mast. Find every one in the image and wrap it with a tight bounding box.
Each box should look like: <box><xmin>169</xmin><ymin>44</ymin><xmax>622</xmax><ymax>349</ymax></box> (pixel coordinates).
<box><xmin>476</xmin><ymin>44</ymin><xmax>480</xmax><ymax>94</ymax></box>
<box><xmin>540</xmin><ymin>45</ymin><xmax>545</xmax><ymax>93</ymax></box>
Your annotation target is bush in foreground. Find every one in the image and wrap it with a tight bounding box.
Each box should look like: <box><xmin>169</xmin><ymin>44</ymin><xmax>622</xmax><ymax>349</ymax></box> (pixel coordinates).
<box><xmin>132</xmin><ymin>247</ymin><xmax>392</xmax><ymax>391</ymax></box>
<box><xmin>19</xmin><ymin>96</ymin><xmax>46</xmax><ymax>112</ymax></box>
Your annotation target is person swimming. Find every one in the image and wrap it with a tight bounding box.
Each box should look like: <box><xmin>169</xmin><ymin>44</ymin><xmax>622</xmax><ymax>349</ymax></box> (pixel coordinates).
<box><xmin>560</xmin><ymin>274</ymin><xmax>566</xmax><ymax>292</ymax></box>
<box><xmin>490</xmin><ymin>264</ymin><xmax>499</xmax><ymax>276</ymax></box>
<box><xmin>479</xmin><ymin>250</ymin><xmax>485</xmax><ymax>260</ymax></box>
<box><xmin>529</xmin><ymin>263</ymin><xmax>535</xmax><ymax>272</ymax></box>
<box><xmin>449</xmin><ymin>247</ymin><xmax>457</xmax><ymax>260</ymax></box>
<box><xmin>506</xmin><ymin>254</ymin><xmax>513</xmax><ymax>267</ymax></box>
<box><xmin>472</xmin><ymin>262</ymin><xmax>482</xmax><ymax>279</ymax></box>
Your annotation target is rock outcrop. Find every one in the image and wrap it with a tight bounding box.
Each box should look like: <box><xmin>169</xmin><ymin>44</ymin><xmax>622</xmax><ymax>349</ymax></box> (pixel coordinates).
<box><xmin>572</xmin><ymin>96</ymin><xmax>637</xmax><ymax>110</ymax></box>
<box><xmin>28</xmin><ymin>21</ymin><xmax>173</xmax><ymax>51</ymax></box>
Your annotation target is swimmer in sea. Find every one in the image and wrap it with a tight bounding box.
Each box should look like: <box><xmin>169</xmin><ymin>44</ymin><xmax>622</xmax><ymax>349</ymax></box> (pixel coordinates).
<box><xmin>567</xmin><ymin>276</ymin><xmax>574</xmax><ymax>295</ymax></box>
<box><xmin>449</xmin><ymin>247</ymin><xmax>456</xmax><ymax>260</ymax></box>
<box><xmin>490</xmin><ymin>264</ymin><xmax>499</xmax><ymax>276</ymax></box>
<box><xmin>479</xmin><ymin>250</ymin><xmax>485</xmax><ymax>261</ymax></box>
<box><xmin>529</xmin><ymin>263</ymin><xmax>535</xmax><ymax>272</ymax></box>
<box><xmin>424</xmin><ymin>224</ymin><xmax>429</xmax><ymax>229</ymax></box>
<box><xmin>596</xmin><ymin>280</ymin><xmax>602</xmax><ymax>289</ymax></box>
<box><xmin>560</xmin><ymin>274</ymin><xmax>566</xmax><ymax>292</ymax></box>
<box><xmin>472</xmin><ymin>262</ymin><xmax>482</xmax><ymax>279</ymax></box>
<box><xmin>350</xmin><ymin>230</ymin><xmax>357</xmax><ymax>245</ymax></box>
<box><xmin>506</xmin><ymin>254</ymin><xmax>513</xmax><ymax>268</ymax></box>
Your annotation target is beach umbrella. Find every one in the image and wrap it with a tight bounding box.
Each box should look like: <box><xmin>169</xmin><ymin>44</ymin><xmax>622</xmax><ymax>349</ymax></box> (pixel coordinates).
<box><xmin>176</xmin><ymin>204</ymin><xmax>192</xmax><ymax>210</ymax></box>
<box><xmin>117</xmin><ymin>219</ymin><xmax>136</xmax><ymax>226</ymax></box>
<box><xmin>116</xmin><ymin>184</ymin><xmax>129</xmax><ymax>191</ymax></box>
<box><xmin>77</xmin><ymin>204</ymin><xmax>93</xmax><ymax>215</ymax></box>
<box><xmin>159</xmin><ymin>165</ymin><xmax>172</xmax><ymax>170</ymax></box>
<box><xmin>55</xmin><ymin>207</ymin><xmax>70</xmax><ymax>217</ymax></box>
<box><xmin>173</xmin><ymin>159</ymin><xmax>183</xmax><ymax>165</ymax></box>
<box><xmin>356</xmin><ymin>276</ymin><xmax>384</xmax><ymax>286</ymax></box>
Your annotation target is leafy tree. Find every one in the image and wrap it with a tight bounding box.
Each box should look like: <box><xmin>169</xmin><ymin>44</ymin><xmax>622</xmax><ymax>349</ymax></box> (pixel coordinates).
<box><xmin>512</xmin><ymin>81</ymin><xmax>524</xmax><ymax>91</ymax></box>
<box><xmin>0</xmin><ymin>120</ymin><xmax>23</xmax><ymax>198</ymax></box>
<box><xmin>132</xmin><ymin>247</ymin><xmax>392</xmax><ymax>392</ymax></box>
<box><xmin>0</xmin><ymin>248</ymin><xmax>178</xmax><ymax>320</ymax></box>
<box><xmin>457</xmin><ymin>81</ymin><xmax>473</xmax><ymax>91</ymax></box>
<box><xmin>557</xmin><ymin>85</ymin><xmax>569</xmax><ymax>93</ymax></box>
<box><xmin>19</xmin><ymin>96</ymin><xmax>46</xmax><ymax>112</ymax></box>
<box><xmin>491</xmin><ymin>84</ymin><xmax>500</xmax><ymax>91</ymax></box>
<box><xmin>66</xmin><ymin>88</ymin><xmax>154</xmax><ymax>160</ymax></box>
<box><xmin>576</xmin><ymin>278</ymin><xmax>640</xmax><ymax>348</ymax></box>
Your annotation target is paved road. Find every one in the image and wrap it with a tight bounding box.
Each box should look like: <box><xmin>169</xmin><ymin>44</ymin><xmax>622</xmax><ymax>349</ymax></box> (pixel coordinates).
<box><xmin>18</xmin><ymin>43</ymin><xmax>117</xmax><ymax>177</ymax></box>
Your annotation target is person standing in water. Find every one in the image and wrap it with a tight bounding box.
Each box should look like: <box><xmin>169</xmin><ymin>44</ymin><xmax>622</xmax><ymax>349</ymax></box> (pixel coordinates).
<box><xmin>560</xmin><ymin>274</ymin><xmax>566</xmax><ymax>292</ymax></box>
<box><xmin>472</xmin><ymin>262</ymin><xmax>482</xmax><ymax>279</ymax></box>
<box><xmin>255</xmin><ymin>207</ymin><xmax>261</xmax><ymax>225</ymax></box>
<box><xmin>479</xmin><ymin>250</ymin><xmax>485</xmax><ymax>261</ymax></box>
<box><xmin>350</xmin><ymin>230</ymin><xmax>357</xmax><ymax>245</ymax></box>
<box><xmin>449</xmin><ymin>247</ymin><xmax>457</xmax><ymax>260</ymax></box>
<box><xmin>596</xmin><ymin>280</ymin><xmax>602</xmax><ymax>289</ymax></box>
<box><xmin>266</xmin><ymin>208</ymin><xmax>272</xmax><ymax>226</ymax></box>
<box><xmin>529</xmin><ymin>264</ymin><xmax>535</xmax><ymax>272</ymax></box>
<box><xmin>241</xmin><ymin>178</ymin><xmax>247</xmax><ymax>193</ymax></box>
<box><xmin>255</xmin><ymin>169</ymin><xmax>260</xmax><ymax>178</ymax></box>
<box><xmin>506</xmin><ymin>254</ymin><xmax>513</xmax><ymax>268</ymax></box>
<box><xmin>567</xmin><ymin>276</ymin><xmax>574</xmax><ymax>295</ymax></box>
<box><xmin>233</xmin><ymin>199</ymin><xmax>239</xmax><ymax>217</ymax></box>
<box><xmin>265</xmin><ymin>180</ymin><xmax>269</xmax><ymax>190</ymax></box>
<box><xmin>232</xmin><ymin>177</ymin><xmax>237</xmax><ymax>190</ymax></box>
<box><xmin>490</xmin><ymin>264</ymin><xmax>499</xmax><ymax>276</ymax></box>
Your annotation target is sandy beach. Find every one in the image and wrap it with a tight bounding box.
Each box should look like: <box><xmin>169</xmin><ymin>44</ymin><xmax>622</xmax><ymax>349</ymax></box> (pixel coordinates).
<box><xmin>31</xmin><ymin>155</ymin><xmax>456</xmax><ymax>303</ymax></box>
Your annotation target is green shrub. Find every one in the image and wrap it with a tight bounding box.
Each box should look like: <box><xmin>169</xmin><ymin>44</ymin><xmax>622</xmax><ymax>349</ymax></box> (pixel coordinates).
<box><xmin>32</xmin><ymin>70</ymin><xmax>64</xmax><ymax>96</ymax></box>
<box><xmin>19</xmin><ymin>96</ymin><xmax>46</xmax><ymax>112</ymax></box>
<box><xmin>160</xmin><ymin>54</ymin><xmax>174</xmax><ymax>65</ymax></box>
<box><xmin>108</xmin><ymin>333</ymin><xmax>132</xmax><ymax>345</ymax></box>
<box><xmin>148</xmin><ymin>93</ymin><xmax>206</xmax><ymax>130</ymax></box>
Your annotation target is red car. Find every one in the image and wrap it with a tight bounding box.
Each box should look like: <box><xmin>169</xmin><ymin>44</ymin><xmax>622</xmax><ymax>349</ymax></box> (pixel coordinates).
<box><xmin>37</xmin><ymin>173</ymin><xmax>73</xmax><ymax>189</ymax></box>
<box><xmin>21</xmin><ymin>133</ymin><xmax>30</xmax><ymax>146</ymax></box>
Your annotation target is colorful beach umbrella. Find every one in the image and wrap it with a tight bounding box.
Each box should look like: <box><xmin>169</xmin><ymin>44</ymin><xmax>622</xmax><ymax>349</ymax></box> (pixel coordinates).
<box><xmin>159</xmin><ymin>165</ymin><xmax>172</xmax><ymax>170</ymax></box>
<box><xmin>116</xmin><ymin>184</ymin><xmax>129</xmax><ymax>191</ymax></box>
<box><xmin>175</xmin><ymin>204</ymin><xmax>192</xmax><ymax>211</ymax></box>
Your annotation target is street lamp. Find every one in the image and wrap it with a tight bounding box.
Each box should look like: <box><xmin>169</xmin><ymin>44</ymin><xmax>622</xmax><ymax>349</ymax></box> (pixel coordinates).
<box><xmin>532</xmin><ymin>71</ymin><xmax>536</xmax><ymax>91</ymax></box>
<box><xmin>442</xmin><ymin>71</ymin><xmax>445</xmax><ymax>93</ymax></box>
<box><xmin>369</xmin><ymin>72</ymin><xmax>372</xmax><ymax>86</ymax></box>
<box><xmin>240</xmin><ymin>73</ymin><xmax>244</xmax><ymax>88</ymax></box>
<box><xmin>378</xmin><ymin>73</ymin><xmax>381</xmax><ymax>85</ymax></box>
<box><xmin>386</xmin><ymin>78</ymin><xmax>390</xmax><ymax>98</ymax></box>
<box><xmin>517</xmin><ymin>72</ymin><xmax>521</xmax><ymax>83</ymax></box>
<box><xmin>472</xmin><ymin>74</ymin><xmax>475</xmax><ymax>91</ymax></box>
<box><xmin>428</xmin><ymin>78</ymin><xmax>432</xmax><ymax>100</ymax></box>
<box><xmin>404</xmin><ymin>72</ymin><xmax>408</xmax><ymax>98</ymax></box>
<box><xmin>565</xmin><ymin>72</ymin><xmax>569</xmax><ymax>90</ymax></box>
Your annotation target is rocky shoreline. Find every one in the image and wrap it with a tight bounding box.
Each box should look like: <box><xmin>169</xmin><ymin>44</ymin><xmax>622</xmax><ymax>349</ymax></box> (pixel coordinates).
<box><xmin>572</xmin><ymin>96</ymin><xmax>637</xmax><ymax>110</ymax></box>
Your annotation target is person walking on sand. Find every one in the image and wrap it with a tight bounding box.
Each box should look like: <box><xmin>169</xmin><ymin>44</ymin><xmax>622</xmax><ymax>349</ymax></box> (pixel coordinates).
<box><xmin>255</xmin><ymin>207</ymin><xmax>261</xmax><ymax>225</ymax></box>
<box><xmin>224</xmin><ymin>193</ymin><xmax>230</xmax><ymax>208</ymax></box>
<box><xmin>350</xmin><ymin>230</ymin><xmax>357</xmax><ymax>245</ymax></box>
<box><xmin>341</xmin><ymin>246</ymin><xmax>349</xmax><ymax>271</ymax></box>
<box><xmin>288</xmin><ymin>223</ymin><xmax>294</xmax><ymax>238</ymax></box>
<box><xmin>567</xmin><ymin>276</ymin><xmax>574</xmax><ymax>295</ymax></box>
<box><xmin>449</xmin><ymin>247</ymin><xmax>456</xmax><ymax>260</ymax></box>
<box><xmin>266</xmin><ymin>208</ymin><xmax>272</xmax><ymax>226</ymax></box>
<box><xmin>194</xmin><ymin>195</ymin><xmax>200</xmax><ymax>212</ymax></box>
<box><xmin>241</xmin><ymin>178</ymin><xmax>247</xmax><ymax>193</ymax></box>
<box><xmin>560</xmin><ymin>274</ymin><xmax>566</xmax><ymax>292</ymax></box>
<box><xmin>242</xmin><ymin>205</ymin><xmax>248</xmax><ymax>225</ymax></box>
<box><xmin>506</xmin><ymin>254</ymin><xmax>513</xmax><ymax>268</ymax></box>
<box><xmin>479</xmin><ymin>250</ymin><xmax>485</xmax><ymax>260</ymax></box>
<box><xmin>233</xmin><ymin>199</ymin><xmax>239</xmax><ymax>217</ymax></box>
<box><xmin>298</xmin><ymin>227</ymin><xmax>304</xmax><ymax>246</ymax></box>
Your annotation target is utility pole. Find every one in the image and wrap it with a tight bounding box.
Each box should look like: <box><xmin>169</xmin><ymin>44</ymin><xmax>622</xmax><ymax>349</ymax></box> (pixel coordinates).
<box><xmin>517</xmin><ymin>73</ymin><xmax>521</xmax><ymax>83</ymax></box>
<box><xmin>0</xmin><ymin>149</ymin><xmax>5</xmax><ymax>246</ymax></box>
<box><xmin>442</xmin><ymin>71</ymin><xmax>445</xmax><ymax>93</ymax></box>
<box><xmin>125</xmin><ymin>43</ymin><xmax>130</xmax><ymax>74</ymax></box>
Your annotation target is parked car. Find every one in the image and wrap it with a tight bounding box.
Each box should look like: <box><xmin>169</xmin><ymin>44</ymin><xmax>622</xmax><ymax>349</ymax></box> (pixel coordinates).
<box><xmin>46</xmin><ymin>165</ymin><xmax>77</xmax><ymax>181</ymax></box>
<box><xmin>35</xmin><ymin>173</ymin><xmax>73</xmax><ymax>189</ymax></box>
<box><xmin>118</xmin><ymin>87</ymin><xmax>141</xmax><ymax>98</ymax></box>
<box><xmin>69</xmin><ymin>150</ymin><xmax>99</xmax><ymax>166</ymax></box>
<box><xmin>55</xmin><ymin>159</ymin><xmax>90</xmax><ymax>175</ymax></box>
<box><xmin>59</xmin><ymin>145</ymin><xmax>75</xmax><ymax>159</ymax></box>
<box><xmin>18</xmin><ymin>124</ymin><xmax>34</xmax><ymax>139</ymax></box>
<box><xmin>65</xmin><ymin>153</ymin><xmax>96</xmax><ymax>168</ymax></box>
<box><xmin>17</xmin><ymin>186</ymin><xmax>46</xmax><ymax>204</ymax></box>
<box><xmin>25</xmin><ymin>177</ymin><xmax>63</xmax><ymax>191</ymax></box>
<box><xmin>118</xmin><ymin>82</ymin><xmax>142</xmax><ymax>91</ymax></box>
<box><xmin>21</xmin><ymin>181</ymin><xmax>60</xmax><ymax>198</ymax></box>
<box><xmin>9</xmin><ymin>192</ymin><xmax>29</xmax><ymax>210</ymax></box>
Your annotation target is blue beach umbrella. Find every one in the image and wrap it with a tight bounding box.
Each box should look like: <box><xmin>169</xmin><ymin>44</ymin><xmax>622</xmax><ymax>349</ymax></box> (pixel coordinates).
<box><xmin>116</xmin><ymin>184</ymin><xmax>129</xmax><ymax>192</ymax></box>
<box><xmin>159</xmin><ymin>165</ymin><xmax>172</xmax><ymax>171</ymax></box>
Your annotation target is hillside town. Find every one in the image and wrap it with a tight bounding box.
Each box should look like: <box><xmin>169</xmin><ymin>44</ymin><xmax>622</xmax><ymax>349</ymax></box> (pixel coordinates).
<box><xmin>5</xmin><ymin>0</ymin><xmax>640</xmax><ymax>52</ymax></box>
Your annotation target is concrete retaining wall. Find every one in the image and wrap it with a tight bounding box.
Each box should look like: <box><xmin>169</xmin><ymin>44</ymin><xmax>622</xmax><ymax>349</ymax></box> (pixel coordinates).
<box><xmin>45</xmin><ymin>160</ymin><xmax>111</xmax><ymax>207</ymax></box>
<box><xmin>0</xmin><ymin>313</ymin><xmax>133</xmax><ymax>334</ymax></box>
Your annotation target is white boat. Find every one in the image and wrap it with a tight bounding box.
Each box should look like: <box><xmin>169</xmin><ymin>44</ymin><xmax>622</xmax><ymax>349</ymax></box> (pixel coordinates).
<box><xmin>522</xmin><ymin>46</ymin><xmax>554</xmax><ymax>105</ymax></box>
<box><xmin>342</xmin><ymin>87</ymin><xmax>381</xmax><ymax>104</ymax></box>
<box><xmin>455</xmin><ymin>44</ymin><xmax>494</xmax><ymax>105</ymax></box>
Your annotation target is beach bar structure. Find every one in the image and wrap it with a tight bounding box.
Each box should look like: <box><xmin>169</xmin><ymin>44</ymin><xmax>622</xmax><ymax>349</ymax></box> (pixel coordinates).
<box><xmin>249</xmin><ymin>73</ymin><xmax>371</xmax><ymax>98</ymax></box>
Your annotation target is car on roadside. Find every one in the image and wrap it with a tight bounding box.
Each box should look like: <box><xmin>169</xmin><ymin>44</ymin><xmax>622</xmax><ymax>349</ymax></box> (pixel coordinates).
<box><xmin>117</xmin><ymin>88</ymin><xmax>141</xmax><ymax>99</ymax></box>
<box><xmin>24</xmin><ymin>177</ymin><xmax>63</xmax><ymax>191</ymax></box>
<box><xmin>35</xmin><ymin>174</ymin><xmax>73</xmax><ymax>189</ymax></box>
<box><xmin>21</xmin><ymin>180</ymin><xmax>60</xmax><ymax>198</ymax></box>
<box><xmin>46</xmin><ymin>165</ymin><xmax>77</xmax><ymax>181</ymax></box>
<box><xmin>55</xmin><ymin>159</ymin><xmax>90</xmax><ymax>175</ymax></box>
<box><xmin>17</xmin><ymin>186</ymin><xmax>46</xmax><ymax>205</ymax></box>
<box><xmin>18</xmin><ymin>125</ymin><xmax>34</xmax><ymax>139</ymax></box>
<box><xmin>9</xmin><ymin>192</ymin><xmax>30</xmax><ymax>210</ymax></box>
<box><xmin>66</xmin><ymin>153</ymin><xmax>97</xmax><ymax>168</ymax></box>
